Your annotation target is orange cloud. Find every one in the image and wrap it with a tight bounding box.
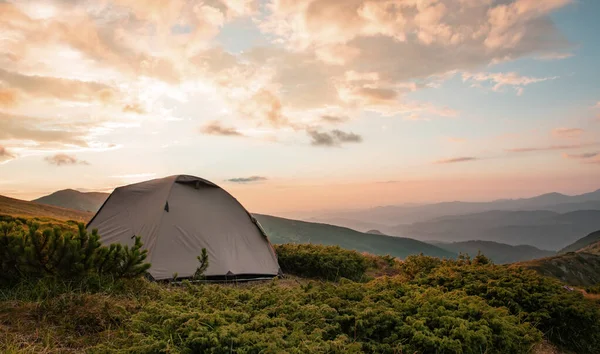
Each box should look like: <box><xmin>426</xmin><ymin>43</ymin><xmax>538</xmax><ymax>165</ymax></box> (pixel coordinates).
<box><xmin>552</xmin><ymin>128</ymin><xmax>584</xmax><ymax>138</ymax></box>
<box><xmin>0</xmin><ymin>68</ymin><xmax>117</xmax><ymax>104</ymax></box>
<box><xmin>199</xmin><ymin>121</ymin><xmax>244</xmax><ymax>137</ymax></box>
<box><xmin>0</xmin><ymin>88</ymin><xmax>18</xmax><ymax>108</ymax></box>
<box><xmin>123</xmin><ymin>103</ymin><xmax>146</xmax><ymax>114</ymax></box>
<box><xmin>0</xmin><ymin>145</ymin><xmax>16</xmax><ymax>162</ymax></box>
<box><xmin>447</xmin><ymin>137</ymin><xmax>467</xmax><ymax>143</ymax></box>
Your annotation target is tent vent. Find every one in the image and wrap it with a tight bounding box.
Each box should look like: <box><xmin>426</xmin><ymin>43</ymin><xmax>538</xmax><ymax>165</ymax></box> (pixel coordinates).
<box><xmin>164</xmin><ymin>201</ymin><xmax>169</xmax><ymax>212</ymax></box>
<box><xmin>226</xmin><ymin>271</ymin><xmax>234</xmax><ymax>276</ymax></box>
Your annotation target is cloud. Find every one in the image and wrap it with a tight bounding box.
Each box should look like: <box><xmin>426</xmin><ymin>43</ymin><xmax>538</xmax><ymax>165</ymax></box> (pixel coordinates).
<box><xmin>552</xmin><ymin>127</ymin><xmax>584</xmax><ymax>138</ymax></box>
<box><xmin>506</xmin><ymin>143</ymin><xmax>597</xmax><ymax>153</ymax></box>
<box><xmin>44</xmin><ymin>154</ymin><xmax>89</xmax><ymax>166</ymax></box>
<box><xmin>0</xmin><ymin>111</ymin><xmax>89</xmax><ymax>147</ymax></box>
<box><xmin>536</xmin><ymin>52</ymin><xmax>573</xmax><ymax>61</ymax></box>
<box><xmin>434</xmin><ymin>157</ymin><xmax>478</xmax><ymax>164</ymax></box>
<box><xmin>123</xmin><ymin>103</ymin><xmax>146</xmax><ymax>114</ymax></box>
<box><xmin>0</xmin><ymin>68</ymin><xmax>116</xmax><ymax>104</ymax></box>
<box><xmin>0</xmin><ymin>145</ymin><xmax>16</xmax><ymax>163</ymax></box>
<box><xmin>199</xmin><ymin>121</ymin><xmax>244</xmax><ymax>136</ymax></box>
<box><xmin>562</xmin><ymin>152</ymin><xmax>599</xmax><ymax>159</ymax></box>
<box><xmin>226</xmin><ymin>176</ymin><xmax>268</xmax><ymax>183</ymax></box>
<box><xmin>462</xmin><ymin>72</ymin><xmax>558</xmax><ymax>95</ymax></box>
<box><xmin>447</xmin><ymin>137</ymin><xmax>467</xmax><ymax>143</ymax></box>
<box><xmin>308</xmin><ymin>129</ymin><xmax>363</xmax><ymax>147</ymax></box>
<box><xmin>0</xmin><ymin>88</ymin><xmax>18</xmax><ymax>108</ymax></box>
<box><xmin>320</xmin><ymin>115</ymin><xmax>348</xmax><ymax>124</ymax></box>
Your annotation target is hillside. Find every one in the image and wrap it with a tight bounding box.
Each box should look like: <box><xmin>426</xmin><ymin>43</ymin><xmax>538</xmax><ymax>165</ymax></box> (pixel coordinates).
<box><xmin>559</xmin><ymin>230</ymin><xmax>600</xmax><ymax>254</ymax></box>
<box><xmin>254</xmin><ymin>214</ymin><xmax>456</xmax><ymax>259</ymax></box>
<box><xmin>390</xmin><ymin>210</ymin><xmax>600</xmax><ymax>250</ymax></box>
<box><xmin>517</xmin><ymin>252</ymin><xmax>600</xmax><ymax>287</ymax></box>
<box><xmin>33</xmin><ymin>189</ymin><xmax>109</xmax><ymax>213</ymax></box>
<box><xmin>432</xmin><ymin>240</ymin><xmax>555</xmax><ymax>264</ymax></box>
<box><xmin>0</xmin><ymin>195</ymin><xmax>93</xmax><ymax>222</ymax></box>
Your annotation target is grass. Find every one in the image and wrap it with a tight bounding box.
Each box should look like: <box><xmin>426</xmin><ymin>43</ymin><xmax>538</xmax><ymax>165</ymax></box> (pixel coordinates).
<box><xmin>0</xmin><ymin>195</ymin><xmax>92</xmax><ymax>222</ymax></box>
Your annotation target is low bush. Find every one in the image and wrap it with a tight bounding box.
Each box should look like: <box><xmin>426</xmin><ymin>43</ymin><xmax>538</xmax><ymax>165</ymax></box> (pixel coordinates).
<box><xmin>402</xmin><ymin>258</ymin><xmax>600</xmax><ymax>353</ymax></box>
<box><xmin>275</xmin><ymin>243</ymin><xmax>368</xmax><ymax>281</ymax></box>
<box><xmin>92</xmin><ymin>278</ymin><xmax>541</xmax><ymax>354</ymax></box>
<box><xmin>0</xmin><ymin>221</ymin><xmax>151</xmax><ymax>286</ymax></box>
<box><xmin>587</xmin><ymin>283</ymin><xmax>600</xmax><ymax>294</ymax></box>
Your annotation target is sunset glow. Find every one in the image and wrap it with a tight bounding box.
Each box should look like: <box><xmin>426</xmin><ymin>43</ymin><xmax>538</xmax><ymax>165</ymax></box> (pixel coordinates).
<box><xmin>1</xmin><ymin>0</ymin><xmax>599</xmax><ymax>215</ymax></box>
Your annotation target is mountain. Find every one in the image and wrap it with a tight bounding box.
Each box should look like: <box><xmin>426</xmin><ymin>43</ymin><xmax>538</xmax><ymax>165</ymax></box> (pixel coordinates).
<box><xmin>366</xmin><ymin>229</ymin><xmax>387</xmax><ymax>235</ymax></box>
<box><xmin>0</xmin><ymin>195</ymin><xmax>93</xmax><ymax>222</ymax></box>
<box><xmin>559</xmin><ymin>230</ymin><xmax>600</xmax><ymax>254</ymax></box>
<box><xmin>389</xmin><ymin>210</ymin><xmax>600</xmax><ymax>250</ymax></box>
<box><xmin>431</xmin><ymin>240</ymin><xmax>555</xmax><ymax>264</ymax></box>
<box><xmin>516</xmin><ymin>252</ymin><xmax>600</xmax><ymax>287</ymax></box>
<box><xmin>33</xmin><ymin>189</ymin><xmax>109</xmax><ymax>213</ymax></box>
<box><xmin>314</xmin><ymin>188</ymin><xmax>600</xmax><ymax>227</ymax></box>
<box><xmin>254</xmin><ymin>214</ymin><xmax>456</xmax><ymax>260</ymax></box>
<box><xmin>304</xmin><ymin>217</ymin><xmax>387</xmax><ymax>232</ymax></box>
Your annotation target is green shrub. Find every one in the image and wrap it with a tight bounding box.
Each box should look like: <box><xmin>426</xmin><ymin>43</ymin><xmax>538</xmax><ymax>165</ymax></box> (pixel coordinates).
<box><xmin>275</xmin><ymin>243</ymin><xmax>368</xmax><ymax>281</ymax></box>
<box><xmin>408</xmin><ymin>261</ymin><xmax>600</xmax><ymax>353</ymax></box>
<box><xmin>92</xmin><ymin>277</ymin><xmax>541</xmax><ymax>354</ymax></box>
<box><xmin>0</xmin><ymin>221</ymin><xmax>151</xmax><ymax>285</ymax></box>
<box><xmin>587</xmin><ymin>283</ymin><xmax>600</xmax><ymax>294</ymax></box>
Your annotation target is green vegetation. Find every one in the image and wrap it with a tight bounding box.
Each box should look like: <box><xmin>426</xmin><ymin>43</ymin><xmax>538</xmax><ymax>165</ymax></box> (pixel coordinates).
<box><xmin>0</xmin><ymin>195</ymin><xmax>93</xmax><ymax>222</ymax></box>
<box><xmin>559</xmin><ymin>230</ymin><xmax>600</xmax><ymax>254</ymax></box>
<box><xmin>517</xmin><ymin>251</ymin><xmax>600</xmax><ymax>287</ymax></box>
<box><xmin>2</xmin><ymin>218</ymin><xmax>600</xmax><ymax>353</ymax></box>
<box><xmin>587</xmin><ymin>283</ymin><xmax>600</xmax><ymax>294</ymax></box>
<box><xmin>432</xmin><ymin>240</ymin><xmax>555</xmax><ymax>264</ymax></box>
<box><xmin>0</xmin><ymin>221</ymin><xmax>150</xmax><ymax>286</ymax></box>
<box><xmin>275</xmin><ymin>243</ymin><xmax>369</xmax><ymax>281</ymax></box>
<box><xmin>255</xmin><ymin>214</ymin><xmax>456</xmax><ymax>259</ymax></box>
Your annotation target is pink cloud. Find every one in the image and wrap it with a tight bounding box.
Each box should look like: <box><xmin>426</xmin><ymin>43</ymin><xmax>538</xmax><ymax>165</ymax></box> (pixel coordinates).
<box><xmin>434</xmin><ymin>157</ymin><xmax>477</xmax><ymax>164</ymax></box>
<box><xmin>552</xmin><ymin>128</ymin><xmax>584</xmax><ymax>138</ymax></box>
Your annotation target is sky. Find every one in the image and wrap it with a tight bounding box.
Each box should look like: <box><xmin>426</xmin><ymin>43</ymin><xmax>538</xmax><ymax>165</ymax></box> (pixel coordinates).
<box><xmin>0</xmin><ymin>0</ymin><xmax>599</xmax><ymax>215</ymax></box>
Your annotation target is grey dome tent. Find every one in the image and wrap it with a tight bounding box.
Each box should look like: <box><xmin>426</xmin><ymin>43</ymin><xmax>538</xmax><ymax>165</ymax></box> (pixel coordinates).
<box><xmin>86</xmin><ymin>175</ymin><xmax>281</xmax><ymax>281</ymax></box>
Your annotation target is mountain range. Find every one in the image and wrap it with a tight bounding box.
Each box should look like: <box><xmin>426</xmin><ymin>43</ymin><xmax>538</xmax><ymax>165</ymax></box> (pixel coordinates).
<box><xmin>391</xmin><ymin>209</ymin><xmax>600</xmax><ymax>250</ymax></box>
<box><xmin>310</xmin><ymin>189</ymin><xmax>600</xmax><ymax>228</ymax></box>
<box><xmin>7</xmin><ymin>187</ymin><xmax>600</xmax><ymax>260</ymax></box>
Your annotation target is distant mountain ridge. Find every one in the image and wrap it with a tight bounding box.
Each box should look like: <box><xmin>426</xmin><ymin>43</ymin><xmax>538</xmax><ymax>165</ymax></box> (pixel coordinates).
<box><xmin>311</xmin><ymin>188</ymin><xmax>600</xmax><ymax>227</ymax></box>
<box><xmin>32</xmin><ymin>189</ymin><xmax>109</xmax><ymax>213</ymax></box>
<box><xmin>391</xmin><ymin>210</ymin><xmax>600</xmax><ymax>250</ymax></box>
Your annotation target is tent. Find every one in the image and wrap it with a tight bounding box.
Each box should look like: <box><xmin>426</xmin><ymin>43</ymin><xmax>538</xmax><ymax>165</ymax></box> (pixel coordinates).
<box><xmin>86</xmin><ymin>175</ymin><xmax>281</xmax><ymax>280</ymax></box>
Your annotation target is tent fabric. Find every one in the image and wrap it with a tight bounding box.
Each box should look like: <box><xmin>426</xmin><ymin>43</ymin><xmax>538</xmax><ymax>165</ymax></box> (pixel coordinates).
<box><xmin>87</xmin><ymin>175</ymin><xmax>281</xmax><ymax>280</ymax></box>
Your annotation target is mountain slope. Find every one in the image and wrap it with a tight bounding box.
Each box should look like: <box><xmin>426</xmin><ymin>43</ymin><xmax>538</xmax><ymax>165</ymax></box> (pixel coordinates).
<box><xmin>33</xmin><ymin>189</ymin><xmax>109</xmax><ymax>213</ymax></box>
<box><xmin>390</xmin><ymin>210</ymin><xmax>600</xmax><ymax>250</ymax></box>
<box><xmin>431</xmin><ymin>240</ymin><xmax>554</xmax><ymax>264</ymax></box>
<box><xmin>516</xmin><ymin>252</ymin><xmax>600</xmax><ymax>287</ymax></box>
<box><xmin>0</xmin><ymin>195</ymin><xmax>93</xmax><ymax>221</ymax></box>
<box><xmin>559</xmin><ymin>230</ymin><xmax>600</xmax><ymax>254</ymax></box>
<box><xmin>254</xmin><ymin>214</ymin><xmax>456</xmax><ymax>259</ymax></box>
